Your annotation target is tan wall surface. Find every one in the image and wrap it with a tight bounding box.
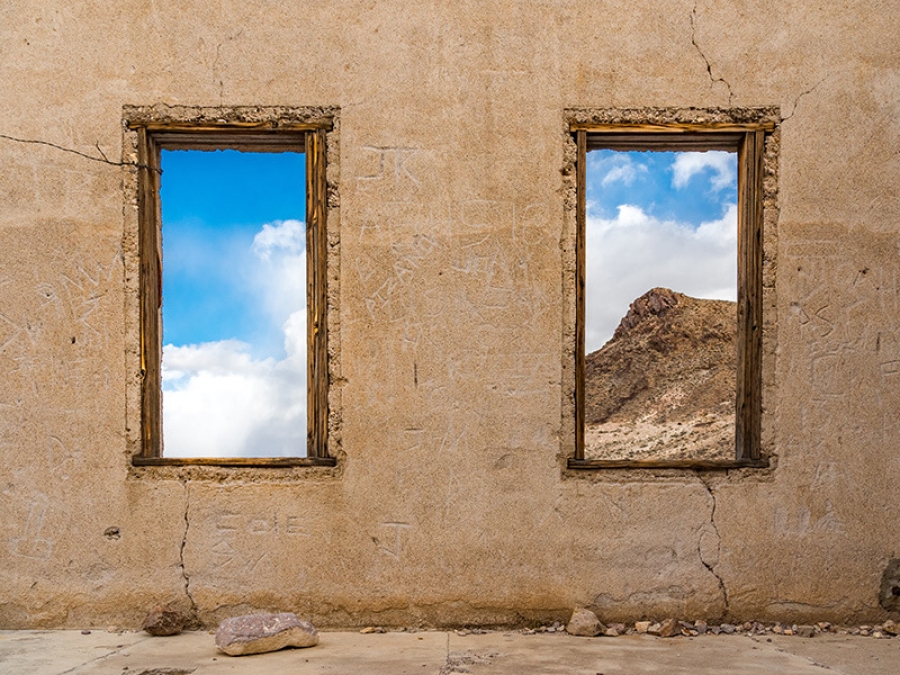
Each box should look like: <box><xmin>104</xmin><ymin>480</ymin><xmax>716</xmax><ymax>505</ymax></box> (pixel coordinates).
<box><xmin>1</xmin><ymin>1</ymin><xmax>899</xmax><ymax>628</ymax></box>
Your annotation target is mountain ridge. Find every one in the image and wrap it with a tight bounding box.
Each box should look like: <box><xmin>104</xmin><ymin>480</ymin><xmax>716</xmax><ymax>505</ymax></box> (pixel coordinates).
<box><xmin>584</xmin><ymin>287</ymin><xmax>737</xmax><ymax>461</ymax></box>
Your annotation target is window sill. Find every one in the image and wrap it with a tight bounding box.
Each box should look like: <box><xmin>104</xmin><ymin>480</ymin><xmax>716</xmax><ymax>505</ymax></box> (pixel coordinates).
<box><xmin>131</xmin><ymin>456</ymin><xmax>337</xmax><ymax>468</ymax></box>
<box><xmin>567</xmin><ymin>457</ymin><xmax>769</xmax><ymax>471</ymax></box>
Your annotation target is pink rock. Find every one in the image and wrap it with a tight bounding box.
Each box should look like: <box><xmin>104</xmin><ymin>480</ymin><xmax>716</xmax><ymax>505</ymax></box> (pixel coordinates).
<box><xmin>215</xmin><ymin>612</ymin><xmax>318</xmax><ymax>656</ymax></box>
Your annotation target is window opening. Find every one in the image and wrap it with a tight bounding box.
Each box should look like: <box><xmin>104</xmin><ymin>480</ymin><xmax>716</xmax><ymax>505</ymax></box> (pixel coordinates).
<box><xmin>160</xmin><ymin>149</ymin><xmax>307</xmax><ymax>458</ymax></box>
<box><xmin>584</xmin><ymin>149</ymin><xmax>738</xmax><ymax>462</ymax></box>
<box><xmin>571</xmin><ymin>123</ymin><xmax>768</xmax><ymax>469</ymax></box>
<box><xmin>132</xmin><ymin>124</ymin><xmax>332</xmax><ymax>467</ymax></box>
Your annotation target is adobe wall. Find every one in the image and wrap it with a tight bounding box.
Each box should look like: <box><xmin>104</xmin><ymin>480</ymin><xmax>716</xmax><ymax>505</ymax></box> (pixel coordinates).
<box><xmin>1</xmin><ymin>2</ymin><xmax>898</xmax><ymax>628</ymax></box>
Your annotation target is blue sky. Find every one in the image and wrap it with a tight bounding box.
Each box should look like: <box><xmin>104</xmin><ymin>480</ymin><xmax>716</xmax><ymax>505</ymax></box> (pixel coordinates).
<box><xmin>159</xmin><ymin>149</ymin><xmax>308</xmax><ymax>458</ymax></box>
<box><xmin>160</xmin><ymin>149</ymin><xmax>305</xmax><ymax>357</ymax></box>
<box><xmin>585</xmin><ymin>149</ymin><xmax>738</xmax><ymax>353</ymax></box>
<box><xmin>587</xmin><ymin>150</ymin><xmax>737</xmax><ymax>223</ymax></box>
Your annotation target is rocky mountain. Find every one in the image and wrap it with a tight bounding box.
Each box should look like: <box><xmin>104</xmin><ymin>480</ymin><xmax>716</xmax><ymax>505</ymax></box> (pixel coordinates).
<box><xmin>584</xmin><ymin>287</ymin><xmax>737</xmax><ymax>461</ymax></box>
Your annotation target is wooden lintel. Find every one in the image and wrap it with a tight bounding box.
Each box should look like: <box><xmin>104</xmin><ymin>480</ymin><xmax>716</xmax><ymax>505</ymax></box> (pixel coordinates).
<box><xmin>569</xmin><ymin>121</ymin><xmax>776</xmax><ymax>133</ymax></box>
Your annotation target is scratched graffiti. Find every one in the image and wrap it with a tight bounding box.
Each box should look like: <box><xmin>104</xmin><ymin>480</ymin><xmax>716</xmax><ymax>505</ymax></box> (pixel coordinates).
<box><xmin>207</xmin><ymin>511</ymin><xmax>311</xmax><ymax>579</ymax></box>
<box><xmin>774</xmin><ymin>500</ymin><xmax>844</xmax><ymax>538</ymax></box>
<box><xmin>0</xmin><ymin>251</ymin><xmax>120</xmax><ymax>379</ymax></box>
<box><xmin>356</xmin><ymin>146</ymin><xmax>421</xmax><ymax>188</ymax></box>
<box><xmin>373</xmin><ymin>522</ymin><xmax>411</xmax><ymax>559</ymax></box>
<box><xmin>10</xmin><ymin>493</ymin><xmax>53</xmax><ymax>559</ymax></box>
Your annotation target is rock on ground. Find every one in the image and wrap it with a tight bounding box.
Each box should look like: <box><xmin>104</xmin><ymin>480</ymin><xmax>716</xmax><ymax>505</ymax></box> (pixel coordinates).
<box><xmin>658</xmin><ymin>618</ymin><xmax>681</xmax><ymax>638</ymax></box>
<box><xmin>141</xmin><ymin>606</ymin><xmax>187</xmax><ymax>636</ymax></box>
<box><xmin>566</xmin><ymin>608</ymin><xmax>604</xmax><ymax>637</ymax></box>
<box><xmin>215</xmin><ymin>612</ymin><xmax>318</xmax><ymax>656</ymax></box>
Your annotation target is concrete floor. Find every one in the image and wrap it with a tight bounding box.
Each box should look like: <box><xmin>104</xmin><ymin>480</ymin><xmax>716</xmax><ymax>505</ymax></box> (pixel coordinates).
<box><xmin>2</xmin><ymin>629</ymin><xmax>899</xmax><ymax>675</ymax></box>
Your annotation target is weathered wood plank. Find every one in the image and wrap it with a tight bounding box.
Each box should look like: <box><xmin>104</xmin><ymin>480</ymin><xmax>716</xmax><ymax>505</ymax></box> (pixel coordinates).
<box><xmin>735</xmin><ymin>130</ymin><xmax>764</xmax><ymax>460</ymax></box>
<box><xmin>132</xmin><ymin>456</ymin><xmax>337</xmax><ymax>468</ymax></box>
<box><xmin>571</xmin><ymin>122</ymin><xmax>775</xmax><ymax>132</ymax></box>
<box><xmin>138</xmin><ymin>127</ymin><xmax>162</xmax><ymax>458</ymax></box>
<box><xmin>568</xmin><ymin>458</ymin><xmax>769</xmax><ymax>470</ymax></box>
<box><xmin>307</xmin><ymin>129</ymin><xmax>329</xmax><ymax>459</ymax></box>
<box><xmin>575</xmin><ymin>130</ymin><xmax>587</xmax><ymax>461</ymax></box>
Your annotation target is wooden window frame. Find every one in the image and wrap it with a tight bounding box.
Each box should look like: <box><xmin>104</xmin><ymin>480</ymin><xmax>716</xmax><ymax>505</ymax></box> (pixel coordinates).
<box><xmin>131</xmin><ymin>123</ymin><xmax>334</xmax><ymax>467</ymax></box>
<box><xmin>569</xmin><ymin>122</ymin><xmax>772</xmax><ymax>470</ymax></box>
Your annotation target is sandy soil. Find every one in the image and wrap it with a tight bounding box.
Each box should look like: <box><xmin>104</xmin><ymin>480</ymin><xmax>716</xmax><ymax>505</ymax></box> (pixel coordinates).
<box><xmin>584</xmin><ymin>411</ymin><xmax>734</xmax><ymax>461</ymax></box>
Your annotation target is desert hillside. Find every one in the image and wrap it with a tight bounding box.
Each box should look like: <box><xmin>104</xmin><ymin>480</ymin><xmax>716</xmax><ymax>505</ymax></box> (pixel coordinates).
<box><xmin>584</xmin><ymin>287</ymin><xmax>737</xmax><ymax>461</ymax></box>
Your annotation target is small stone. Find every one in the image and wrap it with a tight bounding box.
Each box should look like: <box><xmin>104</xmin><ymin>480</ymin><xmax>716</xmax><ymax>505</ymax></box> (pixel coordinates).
<box><xmin>784</xmin><ymin>629</ymin><xmax>794</xmax><ymax>636</ymax></box>
<box><xmin>817</xmin><ymin>621</ymin><xmax>832</xmax><ymax>631</ymax></box>
<box><xmin>215</xmin><ymin>612</ymin><xmax>318</xmax><ymax>656</ymax></box>
<box><xmin>635</xmin><ymin>621</ymin><xmax>651</xmax><ymax>634</ymax></box>
<box><xmin>710</xmin><ymin>626</ymin><xmax>721</xmax><ymax>635</ymax></box>
<box><xmin>860</xmin><ymin>629</ymin><xmax>870</xmax><ymax>636</ymax></box>
<box><xmin>142</xmin><ymin>606</ymin><xmax>186</xmax><ymax>637</ymax></box>
<box><xmin>604</xmin><ymin>627</ymin><xmax>619</xmax><ymax>637</ymax></box>
<box><xmin>882</xmin><ymin>620</ymin><xmax>899</xmax><ymax>635</ymax></box>
<box><xmin>795</xmin><ymin>625</ymin><xmax>815</xmax><ymax>638</ymax></box>
<box><xmin>719</xmin><ymin>623</ymin><xmax>736</xmax><ymax>635</ymax></box>
<box><xmin>647</xmin><ymin>622</ymin><xmax>663</xmax><ymax>636</ymax></box>
<box><xmin>658</xmin><ymin>618</ymin><xmax>680</xmax><ymax>638</ymax></box>
<box><xmin>107</xmin><ymin>626</ymin><xmax>117</xmax><ymax>633</ymax></box>
<box><xmin>609</xmin><ymin>623</ymin><xmax>625</xmax><ymax>633</ymax></box>
<box><xmin>742</xmin><ymin>621</ymin><xmax>753</xmax><ymax>631</ymax></box>
<box><xmin>566</xmin><ymin>608</ymin><xmax>603</xmax><ymax>637</ymax></box>
<box><xmin>873</xmin><ymin>631</ymin><xmax>885</xmax><ymax>639</ymax></box>
<box><xmin>360</xmin><ymin>626</ymin><xmax>385</xmax><ymax>634</ymax></box>
<box><xmin>695</xmin><ymin>621</ymin><xmax>708</xmax><ymax>635</ymax></box>
<box><xmin>773</xmin><ymin>625</ymin><xmax>784</xmax><ymax>635</ymax></box>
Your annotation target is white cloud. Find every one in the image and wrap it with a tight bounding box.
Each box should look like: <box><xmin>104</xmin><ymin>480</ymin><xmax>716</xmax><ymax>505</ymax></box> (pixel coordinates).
<box><xmin>598</xmin><ymin>154</ymin><xmax>648</xmax><ymax>187</ymax></box>
<box><xmin>251</xmin><ymin>218</ymin><xmax>305</xmax><ymax>260</ymax></box>
<box><xmin>602</xmin><ymin>156</ymin><xmax>648</xmax><ymax>187</ymax></box>
<box><xmin>162</xmin><ymin>219</ymin><xmax>308</xmax><ymax>458</ymax></box>
<box><xmin>671</xmin><ymin>151</ymin><xmax>736</xmax><ymax>192</ymax></box>
<box><xmin>585</xmin><ymin>204</ymin><xmax>737</xmax><ymax>353</ymax></box>
<box><xmin>249</xmin><ymin>219</ymin><xmax>306</xmax><ymax>332</ymax></box>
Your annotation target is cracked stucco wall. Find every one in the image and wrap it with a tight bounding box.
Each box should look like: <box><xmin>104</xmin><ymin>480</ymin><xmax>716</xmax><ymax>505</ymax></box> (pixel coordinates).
<box><xmin>1</xmin><ymin>1</ymin><xmax>900</xmax><ymax>628</ymax></box>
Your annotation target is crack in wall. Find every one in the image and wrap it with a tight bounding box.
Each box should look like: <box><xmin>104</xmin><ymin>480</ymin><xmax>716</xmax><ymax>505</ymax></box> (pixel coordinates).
<box><xmin>697</xmin><ymin>473</ymin><xmax>730</xmax><ymax>620</ymax></box>
<box><xmin>782</xmin><ymin>75</ymin><xmax>829</xmax><ymax>122</ymax></box>
<box><xmin>179</xmin><ymin>479</ymin><xmax>199</xmax><ymax>626</ymax></box>
<box><xmin>0</xmin><ymin>132</ymin><xmax>156</xmax><ymax>172</ymax></box>
<box><xmin>690</xmin><ymin>4</ymin><xmax>734</xmax><ymax>104</ymax></box>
